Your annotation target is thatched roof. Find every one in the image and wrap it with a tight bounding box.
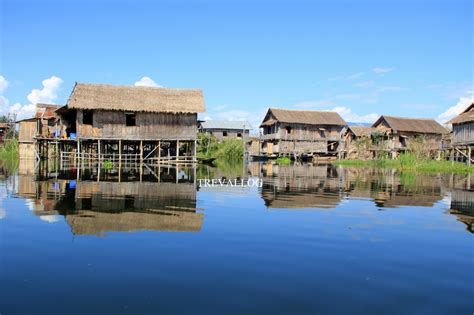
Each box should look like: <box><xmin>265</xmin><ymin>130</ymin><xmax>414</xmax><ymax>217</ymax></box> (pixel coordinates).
<box><xmin>261</xmin><ymin>108</ymin><xmax>347</xmax><ymax>127</ymax></box>
<box><xmin>373</xmin><ymin>115</ymin><xmax>447</xmax><ymax>134</ymax></box>
<box><xmin>348</xmin><ymin>125</ymin><xmax>375</xmax><ymax>137</ymax></box>
<box><xmin>66</xmin><ymin>83</ymin><xmax>205</xmax><ymax>113</ymax></box>
<box><xmin>447</xmin><ymin>103</ymin><xmax>474</xmax><ymax>125</ymax></box>
<box><xmin>201</xmin><ymin>120</ymin><xmax>252</xmax><ymax>130</ymax></box>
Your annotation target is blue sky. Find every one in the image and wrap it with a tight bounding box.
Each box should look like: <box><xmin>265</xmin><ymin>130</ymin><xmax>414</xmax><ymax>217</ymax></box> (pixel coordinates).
<box><xmin>0</xmin><ymin>0</ymin><xmax>472</xmax><ymax>128</ymax></box>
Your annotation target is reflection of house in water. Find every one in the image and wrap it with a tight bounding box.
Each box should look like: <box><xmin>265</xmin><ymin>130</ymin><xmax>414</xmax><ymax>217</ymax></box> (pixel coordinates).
<box><xmin>450</xmin><ymin>189</ymin><xmax>474</xmax><ymax>233</ymax></box>
<box><xmin>16</xmin><ymin>168</ymin><xmax>202</xmax><ymax>236</ymax></box>
<box><xmin>341</xmin><ymin>168</ymin><xmax>444</xmax><ymax>208</ymax></box>
<box><xmin>260</xmin><ymin>163</ymin><xmax>343</xmax><ymax>209</ymax></box>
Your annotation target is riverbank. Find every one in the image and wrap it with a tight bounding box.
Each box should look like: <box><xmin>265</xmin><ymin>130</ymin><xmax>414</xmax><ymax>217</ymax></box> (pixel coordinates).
<box><xmin>333</xmin><ymin>156</ymin><xmax>474</xmax><ymax>174</ymax></box>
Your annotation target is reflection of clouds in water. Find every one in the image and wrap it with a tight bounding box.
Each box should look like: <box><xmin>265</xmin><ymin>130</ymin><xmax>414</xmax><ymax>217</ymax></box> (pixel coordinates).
<box><xmin>0</xmin><ymin>207</ymin><xmax>5</xmax><ymax>219</ymax></box>
<box><xmin>39</xmin><ymin>215</ymin><xmax>61</xmax><ymax>223</ymax></box>
<box><xmin>26</xmin><ymin>199</ymin><xmax>37</xmax><ymax>211</ymax></box>
<box><xmin>441</xmin><ymin>193</ymin><xmax>451</xmax><ymax>207</ymax></box>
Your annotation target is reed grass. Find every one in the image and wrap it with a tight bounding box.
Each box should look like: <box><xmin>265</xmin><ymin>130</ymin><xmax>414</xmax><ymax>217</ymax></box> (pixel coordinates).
<box><xmin>334</xmin><ymin>153</ymin><xmax>473</xmax><ymax>174</ymax></box>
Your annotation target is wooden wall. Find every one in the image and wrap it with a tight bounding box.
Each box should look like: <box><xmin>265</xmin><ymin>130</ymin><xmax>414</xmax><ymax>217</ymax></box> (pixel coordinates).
<box><xmin>452</xmin><ymin>122</ymin><xmax>474</xmax><ymax>145</ymax></box>
<box><xmin>265</xmin><ymin>122</ymin><xmax>345</xmax><ymax>139</ymax></box>
<box><xmin>18</xmin><ymin>120</ymin><xmax>37</xmax><ymax>142</ymax></box>
<box><xmin>202</xmin><ymin>129</ymin><xmax>250</xmax><ymax>141</ymax></box>
<box><xmin>76</xmin><ymin>110</ymin><xmax>198</xmax><ymax>140</ymax></box>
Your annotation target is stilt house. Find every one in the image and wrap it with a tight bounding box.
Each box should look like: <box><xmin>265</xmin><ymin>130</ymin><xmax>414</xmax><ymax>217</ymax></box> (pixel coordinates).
<box><xmin>258</xmin><ymin>108</ymin><xmax>347</xmax><ymax>158</ymax></box>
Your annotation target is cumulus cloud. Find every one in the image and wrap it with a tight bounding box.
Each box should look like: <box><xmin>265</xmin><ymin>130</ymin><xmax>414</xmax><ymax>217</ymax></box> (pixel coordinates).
<box><xmin>332</xmin><ymin>106</ymin><xmax>379</xmax><ymax>124</ymax></box>
<box><xmin>437</xmin><ymin>97</ymin><xmax>474</xmax><ymax>123</ymax></box>
<box><xmin>0</xmin><ymin>75</ymin><xmax>64</xmax><ymax>120</ymax></box>
<box><xmin>134</xmin><ymin>76</ymin><xmax>162</xmax><ymax>88</ymax></box>
<box><xmin>27</xmin><ymin>76</ymin><xmax>63</xmax><ymax>105</ymax></box>
<box><xmin>373</xmin><ymin>67</ymin><xmax>393</xmax><ymax>74</ymax></box>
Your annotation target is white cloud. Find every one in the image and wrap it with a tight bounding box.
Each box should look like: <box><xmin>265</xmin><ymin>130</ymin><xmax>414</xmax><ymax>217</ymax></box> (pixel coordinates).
<box><xmin>332</xmin><ymin>106</ymin><xmax>379</xmax><ymax>123</ymax></box>
<box><xmin>437</xmin><ymin>97</ymin><xmax>474</xmax><ymax>123</ymax></box>
<box><xmin>134</xmin><ymin>76</ymin><xmax>162</xmax><ymax>88</ymax></box>
<box><xmin>373</xmin><ymin>67</ymin><xmax>393</xmax><ymax>74</ymax></box>
<box><xmin>0</xmin><ymin>75</ymin><xmax>64</xmax><ymax>120</ymax></box>
<box><xmin>27</xmin><ymin>76</ymin><xmax>63</xmax><ymax>105</ymax></box>
<box><xmin>0</xmin><ymin>75</ymin><xmax>9</xmax><ymax>93</ymax></box>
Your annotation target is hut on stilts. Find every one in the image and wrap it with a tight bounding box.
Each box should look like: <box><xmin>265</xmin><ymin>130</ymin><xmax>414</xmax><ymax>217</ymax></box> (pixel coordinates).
<box><xmin>31</xmin><ymin>83</ymin><xmax>205</xmax><ymax>170</ymax></box>
<box><xmin>446</xmin><ymin>103</ymin><xmax>474</xmax><ymax>165</ymax></box>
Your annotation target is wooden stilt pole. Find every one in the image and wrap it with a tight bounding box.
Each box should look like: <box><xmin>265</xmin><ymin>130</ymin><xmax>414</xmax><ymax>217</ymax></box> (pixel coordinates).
<box><xmin>118</xmin><ymin>140</ymin><xmax>122</xmax><ymax>182</ymax></box>
<box><xmin>468</xmin><ymin>146</ymin><xmax>472</xmax><ymax>166</ymax></box>
<box><xmin>176</xmin><ymin>140</ymin><xmax>180</xmax><ymax>161</ymax></box>
<box><xmin>193</xmin><ymin>140</ymin><xmax>197</xmax><ymax>162</ymax></box>
<box><xmin>139</xmin><ymin>140</ymin><xmax>143</xmax><ymax>182</ymax></box>
<box><xmin>157</xmin><ymin>140</ymin><xmax>161</xmax><ymax>164</ymax></box>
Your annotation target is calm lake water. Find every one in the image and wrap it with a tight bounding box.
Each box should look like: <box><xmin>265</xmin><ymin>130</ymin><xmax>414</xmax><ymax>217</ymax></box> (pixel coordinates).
<box><xmin>0</xmin><ymin>161</ymin><xmax>473</xmax><ymax>315</ymax></box>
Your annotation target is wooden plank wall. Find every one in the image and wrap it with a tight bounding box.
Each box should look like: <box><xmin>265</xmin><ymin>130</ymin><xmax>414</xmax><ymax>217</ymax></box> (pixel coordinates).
<box><xmin>77</xmin><ymin>110</ymin><xmax>198</xmax><ymax>140</ymax></box>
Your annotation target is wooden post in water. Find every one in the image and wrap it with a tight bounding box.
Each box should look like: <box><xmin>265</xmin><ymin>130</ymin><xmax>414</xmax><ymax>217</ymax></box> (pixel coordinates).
<box><xmin>157</xmin><ymin>140</ymin><xmax>161</xmax><ymax>164</ymax></box>
<box><xmin>139</xmin><ymin>140</ymin><xmax>143</xmax><ymax>182</ymax></box>
<box><xmin>193</xmin><ymin>140</ymin><xmax>197</xmax><ymax>162</ymax></box>
<box><xmin>176</xmin><ymin>140</ymin><xmax>180</xmax><ymax>162</ymax></box>
<box><xmin>468</xmin><ymin>146</ymin><xmax>472</xmax><ymax>166</ymax></box>
<box><xmin>118</xmin><ymin>139</ymin><xmax>122</xmax><ymax>182</ymax></box>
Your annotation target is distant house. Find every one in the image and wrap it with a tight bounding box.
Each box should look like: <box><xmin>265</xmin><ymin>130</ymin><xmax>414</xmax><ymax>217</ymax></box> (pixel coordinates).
<box><xmin>342</xmin><ymin>125</ymin><xmax>376</xmax><ymax>159</ymax></box>
<box><xmin>447</xmin><ymin>103</ymin><xmax>473</xmax><ymax>164</ymax></box>
<box><xmin>17</xmin><ymin>104</ymin><xmax>61</xmax><ymax>159</ymax></box>
<box><xmin>199</xmin><ymin>120</ymin><xmax>251</xmax><ymax>141</ymax></box>
<box><xmin>258</xmin><ymin>108</ymin><xmax>347</xmax><ymax>158</ymax></box>
<box><xmin>371</xmin><ymin>115</ymin><xmax>447</xmax><ymax>157</ymax></box>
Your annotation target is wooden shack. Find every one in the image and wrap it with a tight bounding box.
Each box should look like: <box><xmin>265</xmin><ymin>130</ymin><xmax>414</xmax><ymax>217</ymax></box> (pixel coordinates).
<box><xmin>342</xmin><ymin>125</ymin><xmax>376</xmax><ymax>159</ymax></box>
<box><xmin>447</xmin><ymin>103</ymin><xmax>474</xmax><ymax>164</ymax></box>
<box><xmin>371</xmin><ymin>115</ymin><xmax>447</xmax><ymax>158</ymax></box>
<box><xmin>17</xmin><ymin>104</ymin><xmax>60</xmax><ymax>159</ymax></box>
<box><xmin>258</xmin><ymin>108</ymin><xmax>347</xmax><ymax>159</ymax></box>
<box><xmin>199</xmin><ymin>120</ymin><xmax>251</xmax><ymax>141</ymax></box>
<box><xmin>51</xmin><ymin>82</ymin><xmax>205</xmax><ymax>164</ymax></box>
<box><xmin>17</xmin><ymin>118</ymin><xmax>37</xmax><ymax>159</ymax></box>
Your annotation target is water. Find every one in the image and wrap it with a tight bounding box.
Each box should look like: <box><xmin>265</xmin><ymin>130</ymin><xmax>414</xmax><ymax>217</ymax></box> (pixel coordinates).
<box><xmin>1</xmin><ymin>162</ymin><xmax>473</xmax><ymax>315</ymax></box>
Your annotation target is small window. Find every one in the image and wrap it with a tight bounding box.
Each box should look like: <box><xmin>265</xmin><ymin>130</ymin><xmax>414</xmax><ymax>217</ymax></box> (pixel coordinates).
<box><xmin>126</xmin><ymin>113</ymin><xmax>136</xmax><ymax>126</ymax></box>
<box><xmin>285</xmin><ymin>126</ymin><xmax>292</xmax><ymax>134</ymax></box>
<box><xmin>83</xmin><ymin>110</ymin><xmax>93</xmax><ymax>125</ymax></box>
<box><xmin>223</xmin><ymin>131</ymin><xmax>228</xmax><ymax>137</ymax></box>
<box><xmin>237</xmin><ymin>133</ymin><xmax>242</xmax><ymax>138</ymax></box>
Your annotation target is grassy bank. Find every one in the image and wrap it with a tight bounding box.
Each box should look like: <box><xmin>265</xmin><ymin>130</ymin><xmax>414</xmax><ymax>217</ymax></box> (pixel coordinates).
<box><xmin>0</xmin><ymin>139</ymin><xmax>19</xmax><ymax>161</ymax></box>
<box><xmin>334</xmin><ymin>153</ymin><xmax>473</xmax><ymax>174</ymax></box>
